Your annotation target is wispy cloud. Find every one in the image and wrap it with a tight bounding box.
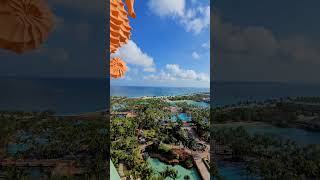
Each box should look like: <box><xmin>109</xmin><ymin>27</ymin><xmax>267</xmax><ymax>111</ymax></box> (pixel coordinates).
<box><xmin>148</xmin><ymin>0</ymin><xmax>185</xmax><ymax>17</ymax></box>
<box><xmin>202</xmin><ymin>42</ymin><xmax>210</xmax><ymax>49</ymax></box>
<box><xmin>148</xmin><ymin>0</ymin><xmax>210</xmax><ymax>34</ymax></box>
<box><xmin>180</xmin><ymin>6</ymin><xmax>210</xmax><ymax>34</ymax></box>
<box><xmin>144</xmin><ymin>64</ymin><xmax>209</xmax><ymax>81</ymax></box>
<box><xmin>192</xmin><ymin>51</ymin><xmax>200</xmax><ymax>59</ymax></box>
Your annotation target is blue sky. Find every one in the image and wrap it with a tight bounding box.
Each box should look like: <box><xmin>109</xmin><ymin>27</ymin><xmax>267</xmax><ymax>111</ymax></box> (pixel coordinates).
<box><xmin>111</xmin><ymin>0</ymin><xmax>210</xmax><ymax>88</ymax></box>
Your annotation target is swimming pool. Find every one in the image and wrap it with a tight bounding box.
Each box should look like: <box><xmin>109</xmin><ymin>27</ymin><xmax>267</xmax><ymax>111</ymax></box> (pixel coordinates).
<box><xmin>147</xmin><ymin>158</ymin><xmax>201</xmax><ymax>180</ymax></box>
<box><xmin>170</xmin><ymin>113</ymin><xmax>192</xmax><ymax>122</ymax></box>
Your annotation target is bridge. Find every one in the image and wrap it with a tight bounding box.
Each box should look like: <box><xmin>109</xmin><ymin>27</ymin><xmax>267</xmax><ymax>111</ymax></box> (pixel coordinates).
<box><xmin>193</xmin><ymin>156</ymin><xmax>210</xmax><ymax>180</ymax></box>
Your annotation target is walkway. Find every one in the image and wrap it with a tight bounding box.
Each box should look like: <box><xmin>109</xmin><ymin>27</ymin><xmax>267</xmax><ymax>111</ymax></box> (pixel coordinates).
<box><xmin>194</xmin><ymin>157</ymin><xmax>210</xmax><ymax>180</ymax></box>
<box><xmin>164</xmin><ymin>143</ymin><xmax>210</xmax><ymax>180</ymax></box>
<box><xmin>186</xmin><ymin>127</ymin><xmax>210</xmax><ymax>180</ymax></box>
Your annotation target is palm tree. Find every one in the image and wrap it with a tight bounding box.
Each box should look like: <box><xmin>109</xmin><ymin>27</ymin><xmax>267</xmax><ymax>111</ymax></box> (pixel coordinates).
<box><xmin>160</xmin><ymin>166</ymin><xmax>179</xmax><ymax>179</ymax></box>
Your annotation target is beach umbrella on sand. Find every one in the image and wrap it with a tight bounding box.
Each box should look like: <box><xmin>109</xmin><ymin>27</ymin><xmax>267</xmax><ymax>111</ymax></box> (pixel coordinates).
<box><xmin>110</xmin><ymin>57</ymin><xmax>127</xmax><ymax>79</ymax></box>
<box><xmin>109</xmin><ymin>0</ymin><xmax>136</xmax><ymax>79</ymax></box>
<box><xmin>0</xmin><ymin>0</ymin><xmax>54</xmax><ymax>54</ymax></box>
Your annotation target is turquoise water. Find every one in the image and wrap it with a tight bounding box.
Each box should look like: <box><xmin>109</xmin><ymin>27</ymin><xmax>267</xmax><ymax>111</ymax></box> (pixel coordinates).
<box><xmin>170</xmin><ymin>113</ymin><xmax>192</xmax><ymax>122</ymax></box>
<box><xmin>112</xmin><ymin>103</ymin><xmax>127</xmax><ymax>111</ymax></box>
<box><xmin>178</xmin><ymin>113</ymin><xmax>192</xmax><ymax>121</ymax></box>
<box><xmin>169</xmin><ymin>100</ymin><xmax>209</xmax><ymax>108</ymax></box>
<box><xmin>177</xmin><ymin>100</ymin><xmax>210</xmax><ymax>108</ymax></box>
<box><xmin>147</xmin><ymin>158</ymin><xmax>201</xmax><ymax>180</ymax></box>
<box><xmin>190</xmin><ymin>101</ymin><xmax>210</xmax><ymax>108</ymax></box>
<box><xmin>111</xmin><ymin>86</ymin><xmax>209</xmax><ymax>98</ymax></box>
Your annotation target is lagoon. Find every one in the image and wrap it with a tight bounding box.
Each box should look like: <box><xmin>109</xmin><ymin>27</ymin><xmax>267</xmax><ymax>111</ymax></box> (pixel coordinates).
<box><xmin>175</xmin><ymin>100</ymin><xmax>210</xmax><ymax>108</ymax></box>
<box><xmin>148</xmin><ymin>158</ymin><xmax>201</xmax><ymax>180</ymax></box>
<box><xmin>169</xmin><ymin>100</ymin><xmax>209</xmax><ymax>108</ymax></box>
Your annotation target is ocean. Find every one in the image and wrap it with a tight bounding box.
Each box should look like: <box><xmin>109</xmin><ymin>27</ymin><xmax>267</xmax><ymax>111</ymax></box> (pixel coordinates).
<box><xmin>110</xmin><ymin>86</ymin><xmax>209</xmax><ymax>97</ymax></box>
<box><xmin>3</xmin><ymin>78</ymin><xmax>320</xmax><ymax>114</ymax></box>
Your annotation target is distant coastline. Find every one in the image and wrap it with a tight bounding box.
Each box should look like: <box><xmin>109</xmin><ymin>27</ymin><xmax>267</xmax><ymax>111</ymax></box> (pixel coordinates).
<box><xmin>111</xmin><ymin>86</ymin><xmax>209</xmax><ymax>98</ymax></box>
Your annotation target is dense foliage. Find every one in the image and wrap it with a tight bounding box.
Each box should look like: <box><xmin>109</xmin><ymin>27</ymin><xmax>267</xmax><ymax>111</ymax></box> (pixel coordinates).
<box><xmin>212</xmin><ymin>127</ymin><xmax>320</xmax><ymax>179</ymax></box>
<box><xmin>111</xmin><ymin>95</ymin><xmax>209</xmax><ymax>179</ymax></box>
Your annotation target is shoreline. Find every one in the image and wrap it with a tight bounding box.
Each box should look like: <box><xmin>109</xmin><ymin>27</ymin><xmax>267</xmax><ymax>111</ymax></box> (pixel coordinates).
<box><xmin>111</xmin><ymin>91</ymin><xmax>210</xmax><ymax>99</ymax></box>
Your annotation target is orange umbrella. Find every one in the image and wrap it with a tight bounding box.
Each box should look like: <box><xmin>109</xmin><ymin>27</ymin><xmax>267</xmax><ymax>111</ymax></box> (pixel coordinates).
<box><xmin>0</xmin><ymin>0</ymin><xmax>54</xmax><ymax>54</ymax></box>
<box><xmin>110</xmin><ymin>0</ymin><xmax>136</xmax><ymax>79</ymax></box>
<box><xmin>110</xmin><ymin>57</ymin><xmax>127</xmax><ymax>78</ymax></box>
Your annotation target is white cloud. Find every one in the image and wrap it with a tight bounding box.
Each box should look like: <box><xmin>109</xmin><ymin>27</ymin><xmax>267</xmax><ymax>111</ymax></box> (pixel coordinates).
<box><xmin>185</xmin><ymin>9</ymin><xmax>196</xmax><ymax>18</ymax></box>
<box><xmin>192</xmin><ymin>51</ymin><xmax>200</xmax><ymax>59</ymax></box>
<box><xmin>202</xmin><ymin>42</ymin><xmax>210</xmax><ymax>49</ymax></box>
<box><xmin>148</xmin><ymin>0</ymin><xmax>210</xmax><ymax>34</ymax></box>
<box><xmin>111</xmin><ymin>40</ymin><xmax>156</xmax><ymax>72</ymax></box>
<box><xmin>144</xmin><ymin>64</ymin><xmax>209</xmax><ymax>82</ymax></box>
<box><xmin>148</xmin><ymin>0</ymin><xmax>185</xmax><ymax>17</ymax></box>
<box><xmin>181</xmin><ymin>6</ymin><xmax>210</xmax><ymax>34</ymax></box>
<box><xmin>144</xmin><ymin>67</ymin><xmax>157</xmax><ymax>72</ymax></box>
